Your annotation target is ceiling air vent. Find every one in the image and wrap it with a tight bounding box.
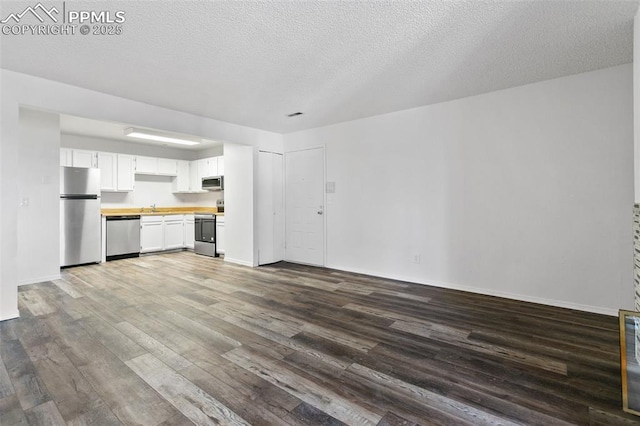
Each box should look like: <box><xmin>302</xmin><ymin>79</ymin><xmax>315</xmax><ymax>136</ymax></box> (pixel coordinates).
<box><xmin>287</xmin><ymin>112</ymin><xmax>303</xmax><ymax>117</ymax></box>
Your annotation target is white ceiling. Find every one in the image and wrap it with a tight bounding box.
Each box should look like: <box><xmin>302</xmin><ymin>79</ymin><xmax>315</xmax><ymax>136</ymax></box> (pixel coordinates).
<box><xmin>1</xmin><ymin>1</ymin><xmax>638</xmax><ymax>134</ymax></box>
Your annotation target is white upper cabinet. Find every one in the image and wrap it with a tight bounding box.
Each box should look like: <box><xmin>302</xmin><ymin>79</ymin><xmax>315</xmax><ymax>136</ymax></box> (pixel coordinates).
<box><xmin>200</xmin><ymin>156</ymin><xmax>226</xmax><ymax>178</ymax></box>
<box><xmin>72</xmin><ymin>149</ymin><xmax>97</xmax><ymax>168</ymax></box>
<box><xmin>190</xmin><ymin>160</ymin><xmax>203</xmax><ymax>192</ymax></box>
<box><xmin>97</xmin><ymin>152</ymin><xmax>135</xmax><ymax>192</ymax></box>
<box><xmin>60</xmin><ymin>148</ymin><xmax>223</xmax><ymax>194</ymax></box>
<box><xmin>135</xmin><ymin>156</ymin><xmax>158</xmax><ymax>174</ymax></box>
<box><xmin>116</xmin><ymin>154</ymin><xmax>135</xmax><ymax>191</ymax></box>
<box><xmin>60</xmin><ymin>148</ymin><xmax>72</xmax><ymax>167</ymax></box>
<box><xmin>158</xmin><ymin>158</ymin><xmax>178</xmax><ymax>176</ymax></box>
<box><xmin>197</xmin><ymin>158</ymin><xmax>216</xmax><ymax>179</ymax></box>
<box><xmin>173</xmin><ymin>160</ymin><xmax>209</xmax><ymax>193</ymax></box>
<box><xmin>217</xmin><ymin>156</ymin><xmax>224</xmax><ymax>176</ymax></box>
<box><xmin>97</xmin><ymin>152</ymin><xmax>116</xmax><ymax>191</ymax></box>
<box><xmin>173</xmin><ymin>160</ymin><xmax>190</xmax><ymax>193</ymax></box>
<box><xmin>196</xmin><ymin>156</ymin><xmax>224</xmax><ymax>179</ymax></box>
<box><xmin>135</xmin><ymin>156</ymin><xmax>178</xmax><ymax>176</ymax></box>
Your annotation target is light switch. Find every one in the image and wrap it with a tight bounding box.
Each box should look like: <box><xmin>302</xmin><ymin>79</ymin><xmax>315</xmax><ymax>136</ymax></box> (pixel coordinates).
<box><xmin>326</xmin><ymin>181</ymin><xmax>336</xmax><ymax>193</ymax></box>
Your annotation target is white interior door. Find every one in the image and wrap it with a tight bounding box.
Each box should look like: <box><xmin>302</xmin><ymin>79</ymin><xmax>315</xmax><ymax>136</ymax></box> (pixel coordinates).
<box><xmin>272</xmin><ymin>153</ymin><xmax>284</xmax><ymax>261</ymax></box>
<box><xmin>258</xmin><ymin>151</ymin><xmax>284</xmax><ymax>265</ymax></box>
<box><xmin>285</xmin><ymin>147</ymin><xmax>324</xmax><ymax>266</ymax></box>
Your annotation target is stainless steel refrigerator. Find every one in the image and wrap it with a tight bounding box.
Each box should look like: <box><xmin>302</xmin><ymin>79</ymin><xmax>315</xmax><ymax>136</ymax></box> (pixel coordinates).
<box><xmin>60</xmin><ymin>166</ymin><xmax>101</xmax><ymax>267</ymax></box>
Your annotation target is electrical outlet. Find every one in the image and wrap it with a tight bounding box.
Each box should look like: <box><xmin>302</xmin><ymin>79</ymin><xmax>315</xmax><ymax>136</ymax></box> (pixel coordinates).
<box><xmin>412</xmin><ymin>253</ymin><xmax>421</xmax><ymax>264</ymax></box>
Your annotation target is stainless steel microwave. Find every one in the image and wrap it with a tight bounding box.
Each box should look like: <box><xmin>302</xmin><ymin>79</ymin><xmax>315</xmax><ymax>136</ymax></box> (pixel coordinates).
<box><xmin>202</xmin><ymin>176</ymin><xmax>224</xmax><ymax>191</ymax></box>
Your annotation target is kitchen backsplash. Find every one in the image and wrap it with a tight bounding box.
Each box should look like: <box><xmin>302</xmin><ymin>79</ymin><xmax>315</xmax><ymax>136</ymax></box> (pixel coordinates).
<box><xmin>100</xmin><ymin>174</ymin><xmax>221</xmax><ymax>208</ymax></box>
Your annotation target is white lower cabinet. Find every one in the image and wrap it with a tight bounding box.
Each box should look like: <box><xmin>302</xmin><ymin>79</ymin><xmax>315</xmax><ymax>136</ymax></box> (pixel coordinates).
<box><xmin>184</xmin><ymin>215</ymin><xmax>195</xmax><ymax>249</ymax></box>
<box><xmin>141</xmin><ymin>215</ymin><xmax>187</xmax><ymax>253</ymax></box>
<box><xmin>140</xmin><ymin>216</ymin><xmax>164</xmax><ymax>253</ymax></box>
<box><xmin>216</xmin><ymin>216</ymin><xmax>225</xmax><ymax>254</ymax></box>
<box><xmin>132</xmin><ymin>213</ymin><xmax>224</xmax><ymax>255</ymax></box>
<box><xmin>164</xmin><ymin>216</ymin><xmax>184</xmax><ymax>250</ymax></box>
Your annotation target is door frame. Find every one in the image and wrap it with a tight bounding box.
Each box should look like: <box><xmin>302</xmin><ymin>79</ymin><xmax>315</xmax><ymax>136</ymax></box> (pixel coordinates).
<box><xmin>257</xmin><ymin>150</ymin><xmax>285</xmax><ymax>265</ymax></box>
<box><xmin>283</xmin><ymin>146</ymin><xmax>326</xmax><ymax>267</ymax></box>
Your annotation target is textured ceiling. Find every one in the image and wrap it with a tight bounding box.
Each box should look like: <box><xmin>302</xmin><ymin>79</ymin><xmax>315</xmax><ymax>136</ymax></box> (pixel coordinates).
<box><xmin>1</xmin><ymin>0</ymin><xmax>638</xmax><ymax>134</ymax></box>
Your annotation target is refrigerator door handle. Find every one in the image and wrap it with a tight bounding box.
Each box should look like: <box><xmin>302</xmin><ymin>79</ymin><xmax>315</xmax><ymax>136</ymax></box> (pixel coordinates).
<box><xmin>60</xmin><ymin>194</ymin><xmax>99</xmax><ymax>200</ymax></box>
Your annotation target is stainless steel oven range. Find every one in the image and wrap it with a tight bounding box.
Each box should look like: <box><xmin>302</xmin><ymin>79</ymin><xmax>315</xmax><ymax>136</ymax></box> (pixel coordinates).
<box><xmin>194</xmin><ymin>214</ymin><xmax>218</xmax><ymax>257</ymax></box>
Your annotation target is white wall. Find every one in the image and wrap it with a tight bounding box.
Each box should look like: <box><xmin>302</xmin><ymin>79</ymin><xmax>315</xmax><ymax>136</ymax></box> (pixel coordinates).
<box><xmin>18</xmin><ymin>108</ymin><xmax>61</xmax><ymax>285</ymax></box>
<box><xmin>635</xmin><ymin>10</ymin><xmax>640</xmax><ymax>202</ymax></box>
<box><xmin>0</xmin><ymin>69</ymin><xmax>282</xmax><ymax>321</ymax></box>
<box><xmin>284</xmin><ymin>64</ymin><xmax>634</xmax><ymax>316</ymax></box>
<box><xmin>223</xmin><ymin>143</ymin><xmax>256</xmax><ymax>266</ymax></box>
<box><xmin>100</xmin><ymin>177</ymin><xmax>222</xmax><ymax>209</ymax></box>
<box><xmin>1</xmin><ymin>76</ymin><xmax>21</xmax><ymax>320</ymax></box>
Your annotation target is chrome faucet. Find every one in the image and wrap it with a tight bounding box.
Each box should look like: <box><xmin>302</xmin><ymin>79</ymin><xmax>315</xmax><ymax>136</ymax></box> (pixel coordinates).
<box><xmin>151</xmin><ymin>203</ymin><xmax>156</xmax><ymax>212</ymax></box>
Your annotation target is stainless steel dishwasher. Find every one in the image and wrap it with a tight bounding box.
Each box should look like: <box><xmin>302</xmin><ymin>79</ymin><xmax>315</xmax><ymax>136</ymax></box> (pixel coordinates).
<box><xmin>106</xmin><ymin>215</ymin><xmax>141</xmax><ymax>261</ymax></box>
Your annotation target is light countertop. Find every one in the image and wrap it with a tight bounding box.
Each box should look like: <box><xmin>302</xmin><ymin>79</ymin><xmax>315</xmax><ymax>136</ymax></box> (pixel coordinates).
<box><xmin>101</xmin><ymin>207</ymin><xmax>223</xmax><ymax>217</ymax></box>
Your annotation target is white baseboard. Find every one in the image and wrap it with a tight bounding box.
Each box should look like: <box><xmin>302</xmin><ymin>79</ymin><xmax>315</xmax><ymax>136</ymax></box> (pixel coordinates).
<box><xmin>326</xmin><ymin>263</ymin><xmax>618</xmax><ymax>317</ymax></box>
<box><xmin>19</xmin><ymin>273</ymin><xmax>61</xmax><ymax>286</ymax></box>
<box><xmin>0</xmin><ymin>310</ymin><xmax>20</xmax><ymax>321</ymax></box>
<box><xmin>224</xmin><ymin>257</ymin><xmax>254</xmax><ymax>267</ymax></box>
<box><xmin>426</xmin><ymin>279</ymin><xmax>618</xmax><ymax>317</ymax></box>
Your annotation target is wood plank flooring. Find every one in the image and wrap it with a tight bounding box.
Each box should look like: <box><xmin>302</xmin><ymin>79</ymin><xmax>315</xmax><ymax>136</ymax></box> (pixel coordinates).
<box><xmin>0</xmin><ymin>251</ymin><xmax>638</xmax><ymax>425</ymax></box>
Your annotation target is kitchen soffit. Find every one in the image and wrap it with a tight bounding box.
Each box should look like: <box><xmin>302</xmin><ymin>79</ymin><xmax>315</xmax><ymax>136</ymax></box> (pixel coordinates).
<box><xmin>1</xmin><ymin>0</ymin><xmax>638</xmax><ymax>134</ymax></box>
<box><xmin>59</xmin><ymin>115</ymin><xmax>223</xmax><ymax>151</ymax></box>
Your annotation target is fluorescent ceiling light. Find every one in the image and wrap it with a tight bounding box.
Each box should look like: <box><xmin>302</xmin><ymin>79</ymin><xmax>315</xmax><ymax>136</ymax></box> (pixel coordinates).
<box><xmin>124</xmin><ymin>128</ymin><xmax>201</xmax><ymax>146</ymax></box>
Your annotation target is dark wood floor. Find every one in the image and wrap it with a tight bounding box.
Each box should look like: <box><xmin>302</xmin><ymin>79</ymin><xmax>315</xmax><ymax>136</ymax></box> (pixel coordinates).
<box><xmin>0</xmin><ymin>252</ymin><xmax>638</xmax><ymax>425</ymax></box>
